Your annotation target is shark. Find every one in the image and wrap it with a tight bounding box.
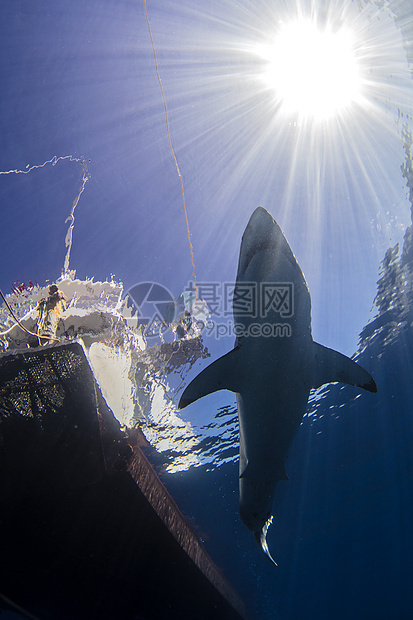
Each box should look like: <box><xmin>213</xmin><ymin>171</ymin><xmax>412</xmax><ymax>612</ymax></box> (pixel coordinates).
<box><xmin>178</xmin><ymin>206</ymin><xmax>377</xmax><ymax>565</ymax></box>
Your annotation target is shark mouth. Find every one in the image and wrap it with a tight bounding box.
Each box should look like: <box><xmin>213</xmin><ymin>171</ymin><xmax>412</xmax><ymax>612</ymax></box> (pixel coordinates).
<box><xmin>254</xmin><ymin>516</ymin><xmax>278</xmax><ymax>567</ymax></box>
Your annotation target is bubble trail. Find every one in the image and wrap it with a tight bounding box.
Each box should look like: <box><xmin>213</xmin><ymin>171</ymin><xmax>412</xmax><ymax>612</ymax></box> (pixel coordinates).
<box><xmin>0</xmin><ymin>154</ymin><xmax>90</xmax><ymax>275</ymax></box>
<box><xmin>0</xmin><ymin>154</ymin><xmax>83</xmax><ymax>175</ymax></box>
<box><xmin>63</xmin><ymin>158</ymin><xmax>90</xmax><ymax>275</ymax></box>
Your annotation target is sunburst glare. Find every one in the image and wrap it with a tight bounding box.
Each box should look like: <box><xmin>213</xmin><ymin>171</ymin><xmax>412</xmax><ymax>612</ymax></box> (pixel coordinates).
<box><xmin>258</xmin><ymin>20</ymin><xmax>364</xmax><ymax>121</ymax></box>
<box><xmin>140</xmin><ymin>0</ymin><xmax>413</xmax><ymax>310</ymax></box>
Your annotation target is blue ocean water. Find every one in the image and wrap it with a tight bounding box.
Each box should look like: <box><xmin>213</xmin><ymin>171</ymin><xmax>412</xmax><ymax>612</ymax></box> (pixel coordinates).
<box><xmin>1</xmin><ymin>0</ymin><xmax>413</xmax><ymax>619</ymax></box>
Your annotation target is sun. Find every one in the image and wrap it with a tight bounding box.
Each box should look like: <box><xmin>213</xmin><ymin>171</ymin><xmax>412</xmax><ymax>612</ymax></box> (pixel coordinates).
<box><xmin>258</xmin><ymin>20</ymin><xmax>364</xmax><ymax>122</ymax></box>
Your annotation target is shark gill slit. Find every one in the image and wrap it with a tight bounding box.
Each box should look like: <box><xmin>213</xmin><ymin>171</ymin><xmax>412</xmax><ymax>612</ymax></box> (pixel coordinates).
<box><xmin>143</xmin><ymin>0</ymin><xmax>197</xmax><ymax>292</ymax></box>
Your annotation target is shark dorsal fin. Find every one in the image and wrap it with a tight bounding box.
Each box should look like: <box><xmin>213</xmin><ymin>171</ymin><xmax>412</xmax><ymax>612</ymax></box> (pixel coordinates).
<box><xmin>312</xmin><ymin>342</ymin><xmax>377</xmax><ymax>393</ymax></box>
<box><xmin>178</xmin><ymin>347</ymin><xmax>243</xmax><ymax>409</ymax></box>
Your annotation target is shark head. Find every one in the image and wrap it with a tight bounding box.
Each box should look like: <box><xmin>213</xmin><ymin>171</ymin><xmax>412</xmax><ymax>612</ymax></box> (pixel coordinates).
<box><xmin>235</xmin><ymin>205</ymin><xmax>311</xmax><ymax>340</ymax></box>
<box><xmin>237</xmin><ymin>206</ymin><xmax>300</xmax><ymax>282</ymax></box>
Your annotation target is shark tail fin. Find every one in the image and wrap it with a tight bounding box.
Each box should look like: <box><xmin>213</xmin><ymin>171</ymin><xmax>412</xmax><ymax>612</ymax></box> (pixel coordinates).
<box><xmin>312</xmin><ymin>342</ymin><xmax>377</xmax><ymax>393</ymax></box>
<box><xmin>254</xmin><ymin>516</ymin><xmax>277</xmax><ymax>567</ymax></box>
<box><xmin>178</xmin><ymin>347</ymin><xmax>243</xmax><ymax>409</ymax></box>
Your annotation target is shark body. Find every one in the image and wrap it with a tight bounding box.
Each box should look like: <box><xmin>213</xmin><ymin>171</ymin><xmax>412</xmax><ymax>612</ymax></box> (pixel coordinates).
<box><xmin>179</xmin><ymin>207</ymin><xmax>377</xmax><ymax>565</ymax></box>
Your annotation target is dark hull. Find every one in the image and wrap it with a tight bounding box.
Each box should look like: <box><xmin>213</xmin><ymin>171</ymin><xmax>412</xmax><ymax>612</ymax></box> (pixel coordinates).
<box><xmin>0</xmin><ymin>342</ymin><xmax>245</xmax><ymax>620</ymax></box>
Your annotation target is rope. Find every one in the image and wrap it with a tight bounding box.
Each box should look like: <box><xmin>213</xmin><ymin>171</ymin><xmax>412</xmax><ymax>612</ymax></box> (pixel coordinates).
<box><xmin>143</xmin><ymin>0</ymin><xmax>197</xmax><ymax>291</ymax></box>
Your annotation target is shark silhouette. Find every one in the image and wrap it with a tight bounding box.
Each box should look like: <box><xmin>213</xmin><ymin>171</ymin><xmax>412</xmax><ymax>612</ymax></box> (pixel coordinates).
<box><xmin>178</xmin><ymin>207</ymin><xmax>377</xmax><ymax>565</ymax></box>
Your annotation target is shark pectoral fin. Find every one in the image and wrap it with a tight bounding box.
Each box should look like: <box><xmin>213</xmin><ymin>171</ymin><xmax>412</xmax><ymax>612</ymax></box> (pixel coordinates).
<box><xmin>178</xmin><ymin>347</ymin><xmax>243</xmax><ymax>409</ymax></box>
<box><xmin>312</xmin><ymin>342</ymin><xmax>377</xmax><ymax>393</ymax></box>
